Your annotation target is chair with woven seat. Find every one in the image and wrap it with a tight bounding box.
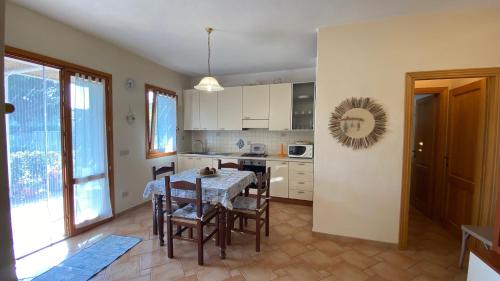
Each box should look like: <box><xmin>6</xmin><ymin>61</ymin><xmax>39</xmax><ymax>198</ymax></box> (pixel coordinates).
<box><xmin>164</xmin><ymin>176</ymin><xmax>219</xmax><ymax>265</ymax></box>
<box><xmin>217</xmin><ymin>159</ymin><xmax>243</xmax><ymax>170</ymax></box>
<box><xmin>227</xmin><ymin>167</ymin><xmax>271</xmax><ymax>252</ymax></box>
<box><xmin>152</xmin><ymin>162</ymin><xmax>175</xmax><ymax>235</ymax></box>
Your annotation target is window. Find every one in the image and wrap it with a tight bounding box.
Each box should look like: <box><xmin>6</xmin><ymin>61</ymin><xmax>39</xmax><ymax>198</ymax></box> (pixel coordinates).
<box><xmin>145</xmin><ymin>84</ymin><xmax>177</xmax><ymax>158</ymax></box>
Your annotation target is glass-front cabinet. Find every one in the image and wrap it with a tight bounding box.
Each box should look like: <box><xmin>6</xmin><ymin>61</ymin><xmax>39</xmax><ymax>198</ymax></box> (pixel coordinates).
<box><xmin>292</xmin><ymin>82</ymin><xmax>315</xmax><ymax>130</ymax></box>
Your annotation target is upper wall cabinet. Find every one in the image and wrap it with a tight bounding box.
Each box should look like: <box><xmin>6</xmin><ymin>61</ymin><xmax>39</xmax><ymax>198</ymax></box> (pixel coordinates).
<box><xmin>199</xmin><ymin>92</ymin><xmax>218</xmax><ymax>130</ymax></box>
<box><xmin>269</xmin><ymin>83</ymin><xmax>292</xmax><ymax>131</ymax></box>
<box><xmin>218</xmin><ymin>86</ymin><xmax>243</xmax><ymax>130</ymax></box>
<box><xmin>292</xmin><ymin>82</ymin><xmax>315</xmax><ymax>130</ymax></box>
<box><xmin>183</xmin><ymin>89</ymin><xmax>200</xmax><ymax>130</ymax></box>
<box><xmin>242</xmin><ymin>85</ymin><xmax>269</xmax><ymax>120</ymax></box>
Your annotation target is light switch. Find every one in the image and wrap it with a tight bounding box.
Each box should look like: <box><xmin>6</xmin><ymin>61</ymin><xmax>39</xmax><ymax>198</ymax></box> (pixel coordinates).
<box><xmin>119</xmin><ymin>149</ymin><xmax>130</xmax><ymax>156</ymax></box>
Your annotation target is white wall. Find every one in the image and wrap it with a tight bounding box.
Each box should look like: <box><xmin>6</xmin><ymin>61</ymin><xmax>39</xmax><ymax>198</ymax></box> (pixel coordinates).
<box><xmin>315</xmin><ymin>7</ymin><xmax>500</xmax><ymax>243</ymax></box>
<box><xmin>191</xmin><ymin>67</ymin><xmax>316</xmax><ymax>87</ymax></box>
<box><xmin>0</xmin><ymin>1</ymin><xmax>17</xmax><ymax>280</ymax></box>
<box><xmin>467</xmin><ymin>253</ymin><xmax>500</xmax><ymax>281</ymax></box>
<box><xmin>5</xmin><ymin>2</ymin><xmax>191</xmax><ymax>213</ymax></box>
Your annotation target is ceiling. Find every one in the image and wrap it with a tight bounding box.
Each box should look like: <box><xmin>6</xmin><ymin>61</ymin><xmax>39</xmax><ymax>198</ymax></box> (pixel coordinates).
<box><xmin>10</xmin><ymin>0</ymin><xmax>498</xmax><ymax>76</ymax></box>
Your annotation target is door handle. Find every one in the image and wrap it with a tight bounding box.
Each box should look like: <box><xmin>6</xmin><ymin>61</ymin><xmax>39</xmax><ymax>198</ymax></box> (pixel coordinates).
<box><xmin>4</xmin><ymin>103</ymin><xmax>15</xmax><ymax>114</ymax></box>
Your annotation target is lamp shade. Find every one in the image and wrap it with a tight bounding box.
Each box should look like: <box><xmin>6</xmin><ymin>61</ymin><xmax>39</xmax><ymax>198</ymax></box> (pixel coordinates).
<box><xmin>194</xmin><ymin>76</ymin><xmax>224</xmax><ymax>92</ymax></box>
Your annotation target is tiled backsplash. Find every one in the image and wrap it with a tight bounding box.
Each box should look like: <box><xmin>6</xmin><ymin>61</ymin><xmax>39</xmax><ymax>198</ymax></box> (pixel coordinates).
<box><xmin>190</xmin><ymin>130</ymin><xmax>314</xmax><ymax>154</ymax></box>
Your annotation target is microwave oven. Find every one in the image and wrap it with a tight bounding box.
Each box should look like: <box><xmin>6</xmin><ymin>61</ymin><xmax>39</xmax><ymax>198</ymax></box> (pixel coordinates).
<box><xmin>288</xmin><ymin>144</ymin><xmax>313</xmax><ymax>158</ymax></box>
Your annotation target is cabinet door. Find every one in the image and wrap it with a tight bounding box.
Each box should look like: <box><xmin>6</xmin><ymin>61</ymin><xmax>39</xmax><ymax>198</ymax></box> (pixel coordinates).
<box><xmin>218</xmin><ymin>87</ymin><xmax>243</xmax><ymax>130</ymax></box>
<box><xmin>267</xmin><ymin>160</ymin><xmax>289</xmax><ymax>198</ymax></box>
<box><xmin>269</xmin><ymin>83</ymin><xmax>292</xmax><ymax>131</ymax></box>
<box><xmin>183</xmin><ymin>89</ymin><xmax>200</xmax><ymax>130</ymax></box>
<box><xmin>199</xmin><ymin>92</ymin><xmax>218</xmax><ymax>130</ymax></box>
<box><xmin>193</xmin><ymin>157</ymin><xmax>213</xmax><ymax>169</ymax></box>
<box><xmin>178</xmin><ymin>156</ymin><xmax>193</xmax><ymax>172</ymax></box>
<box><xmin>242</xmin><ymin>85</ymin><xmax>269</xmax><ymax>120</ymax></box>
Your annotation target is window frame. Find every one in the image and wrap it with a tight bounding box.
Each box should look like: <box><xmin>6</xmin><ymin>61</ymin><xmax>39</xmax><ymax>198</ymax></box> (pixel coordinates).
<box><xmin>144</xmin><ymin>83</ymin><xmax>178</xmax><ymax>159</ymax></box>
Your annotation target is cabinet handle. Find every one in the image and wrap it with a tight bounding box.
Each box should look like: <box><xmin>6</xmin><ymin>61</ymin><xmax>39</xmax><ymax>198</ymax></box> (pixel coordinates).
<box><xmin>297</xmin><ymin>172</ymin><xmax>305</xmax><ymax>175</ymax></box>
<box><xmin>284</xmin><ymin>128</ymin><xmax>289</xmax><ymax>131</ymax></box>
<box><xmin>281</xmin><ymin>162</ymin><xmax>287</xmax><ymax>165</ymax></box>
<box><xmin>243</xmin><ymin>116</ymin><xmax>251</xmax><ymax>120</ymax></box>
<box><xmin>298</xmin><ymin>163</ymin><xmax>305</xmax><ymax>166</ymax></box>
<box><xmin>297</xmin><ymin>191</ymin><xmax>305</xmax><ymax>194</ymax></box>
<box><xmin>298</xmin><ymin>182</ymin><xmax>305</xmax><ymax>184</ymax></box>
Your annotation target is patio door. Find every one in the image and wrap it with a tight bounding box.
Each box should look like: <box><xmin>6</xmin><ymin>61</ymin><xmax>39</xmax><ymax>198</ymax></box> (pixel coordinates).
<box><xmin>4</xmin><ymin>57</ymin><xmax>65</xmax><ymax>258</ymax></box>
<box><xmin>64</xmin><ymin>71</ymin><xmax>113</xmax><ymax>232</ymax></box>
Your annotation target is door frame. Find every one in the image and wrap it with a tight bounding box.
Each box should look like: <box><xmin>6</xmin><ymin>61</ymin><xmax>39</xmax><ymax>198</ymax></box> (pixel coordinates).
<box><xmin>400</xmin><ymin>68</ymin><xmax>500</xmax><ymax>249</ymax></box>
<box><xmin>5</xmin><ymin>46</ymin><xmax>115</xmax><ymax>237</ymax></box>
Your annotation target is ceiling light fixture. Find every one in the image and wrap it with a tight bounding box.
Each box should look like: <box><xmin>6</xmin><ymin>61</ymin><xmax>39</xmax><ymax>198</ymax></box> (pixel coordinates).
<box><xmin>194</xmin><ymin>27</ymin><xmax>224</xmax><ymax>92</ymax></box>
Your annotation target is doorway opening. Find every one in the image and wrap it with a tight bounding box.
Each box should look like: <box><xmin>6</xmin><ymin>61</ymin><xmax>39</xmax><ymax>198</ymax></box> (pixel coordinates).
<box><xmin>400</xmin><ymin>69</ymin><xmax>500</xmax><ymax>258</ymax></box>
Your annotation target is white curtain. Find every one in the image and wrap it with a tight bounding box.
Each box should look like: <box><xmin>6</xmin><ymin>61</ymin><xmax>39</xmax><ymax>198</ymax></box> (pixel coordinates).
<box><xmin>71</xmin><ymin>74</ymin><xmax>112</xmax><ymax>228</ymax></box>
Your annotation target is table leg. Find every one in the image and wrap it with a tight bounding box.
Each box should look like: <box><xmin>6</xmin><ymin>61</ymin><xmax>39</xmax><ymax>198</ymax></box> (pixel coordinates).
<box><xmin>152</xmin><ymin>196</ymin><xmax>158</xmax><ymax>235</ymax></box>
<box><xmin>458</xmin><ymin>230</ymin><xmax>470</xmax><ymax>268</ymax></box>
<box><xmin>218</xmin><ymin>204</ymin><xmax>226</xmax><ymax>259</ymax></box>
<box><xmin>156</xmin><ymin>194</ymin><xmax>165</xmax><ymax>246</ymax></box>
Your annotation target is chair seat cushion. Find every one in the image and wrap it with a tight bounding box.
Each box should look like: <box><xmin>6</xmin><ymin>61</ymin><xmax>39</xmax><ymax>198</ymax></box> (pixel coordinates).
<box><xmin>232</xmin><ymin>196</ymin><xmax>267</xmax><ymax>212</ymax></box>
<box><xmin>172</xmin><ymin>203</ymin><xmax>216</xmax><ymax>221</ymax></box>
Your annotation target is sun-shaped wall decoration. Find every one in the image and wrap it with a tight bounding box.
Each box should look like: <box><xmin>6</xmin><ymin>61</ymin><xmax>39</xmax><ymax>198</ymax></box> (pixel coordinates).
<box><xmin>329</xmin><ymin>97</ymin><xmax>387</xmax><ymax>150</ymax></box>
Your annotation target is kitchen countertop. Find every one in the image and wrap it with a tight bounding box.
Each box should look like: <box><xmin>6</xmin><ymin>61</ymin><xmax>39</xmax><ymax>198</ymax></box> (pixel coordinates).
<box><xmin>178</xmin><ymin>152</ymin><xmax>313</xmax><ymax>163</ymax></box>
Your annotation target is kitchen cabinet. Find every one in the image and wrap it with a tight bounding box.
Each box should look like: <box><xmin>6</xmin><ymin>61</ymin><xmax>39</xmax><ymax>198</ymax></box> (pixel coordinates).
<box><xmin>269</xmin><ymin>83</ymin><xmax>292</xmax><ymax>131</ymax></box>
<box><xmin>267</xmin><ymin>160</ymin><xmax>289</xmax><ymax>198</ymax></box>
<box><xmin>178</xmin><ymin>156</ymin><xmax>214</xmax><ymax>171</ymax></box>
<box><xmin>199</xmin><ymin>92</ymin><xmax>218</xmax><ymax>130</ymax></box>
<box><xmin>242</xmin><ymin>85</ymin><xmax>269</xmax><ymax>121</ymax></box>
<box><xmin>183</xmin><ymin>89</ymin><xmax>200</xmax><ymax>130</ymax></box>
<box><xmin>288</xmin><ymin>162</ymin><xmax>314</xmax><ymax>200</ymax></box>
<box><xmin>217</xmin><ymin>87</ymin><xmax>243</xmax><ymax>130</ymax></box>
<box><xmin>292</xmin><ymin>82</ymin><xmax>315</xmax><ymax>130</ymax></box>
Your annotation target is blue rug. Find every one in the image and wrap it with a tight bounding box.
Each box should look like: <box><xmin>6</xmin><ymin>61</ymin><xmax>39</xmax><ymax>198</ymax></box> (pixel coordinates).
<box><xmin>33</xmin><ymin>235</ymin><xmax>142</xmax><ymax>281</ymax></box>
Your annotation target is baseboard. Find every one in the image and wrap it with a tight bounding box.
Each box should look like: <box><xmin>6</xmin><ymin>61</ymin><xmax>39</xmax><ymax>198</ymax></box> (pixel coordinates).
<box><xmin>312</xmin><ymin>231</ymin><xmax>397</xmax><ymax>248</ymax></box>
<box><xmin>115</xmin><ymin>201</ymin><xmax>150</xmax><ymax>218</ymax></box>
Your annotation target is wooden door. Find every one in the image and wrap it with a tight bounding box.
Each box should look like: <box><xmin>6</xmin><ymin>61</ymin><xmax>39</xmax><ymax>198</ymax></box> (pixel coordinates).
<box><xmin>410</xmin><ymin>95</ymin><xmax>438</xmax><ymax>216</ymax></box>
<box><xmin>217</xmin><ymin>86</ymin><xmax>242</xmax><ymax>130</ymax></box>
<box><xmin>242</xmin><ymin>85</ymin><xmax>269</xmax><ymax>120</ymax></box>
<box><xmin>443</xmin><ymin>80</ymin><xmax>486</xmax><ymax>237</ymax></box>
<box><xmin>269</xmin><ymin>83</ymin><xmax>292</xmax><ymax>131</ymax></box>
<box><xmin>199</xmin><ymin>92</ymin><xmax>218</xmax><ymax>130</ymax></box>
<box><xmin>183</xmin><ymin>89</ymin><xmax>199</xmax><ymax>130</ymax></box>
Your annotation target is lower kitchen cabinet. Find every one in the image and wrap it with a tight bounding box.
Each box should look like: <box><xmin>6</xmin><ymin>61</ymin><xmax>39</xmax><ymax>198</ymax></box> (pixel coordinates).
<box><xmin>178</xmin><ymin>156</ymin><xmax>214</xmax><ymax>172</ymax></box>
<box><xmin>266</xmin><ymin>160</ymin><xmax>289</xmax><ymax>198</ymax></box>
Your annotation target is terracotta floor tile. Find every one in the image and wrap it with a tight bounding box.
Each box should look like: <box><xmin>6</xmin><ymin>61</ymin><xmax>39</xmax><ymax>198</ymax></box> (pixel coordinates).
<box><xmin>328</xmin><ymin>262</ymin><xmax>369</xmax><ymax>281</ymax></box>
<box><xmin>18</xmin><ymin>203</ymin><xmax>468</xmax><ymax>281</ymax></box>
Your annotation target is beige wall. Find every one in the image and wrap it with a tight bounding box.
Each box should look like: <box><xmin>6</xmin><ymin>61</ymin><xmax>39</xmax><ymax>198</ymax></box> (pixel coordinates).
<box><xmin>5</xmin><ymin>2</ymin><xmax>191</xmax><ymax>213</ymax></box>
<box><xmin>315</xmin><ymin>8</ymin><xmax>500</xmax><ymax>243</ymax></box>
<box><xmin>0</xmin><ymin>2</ymin><xmax>17</xmax><ymax>280</ymax></box>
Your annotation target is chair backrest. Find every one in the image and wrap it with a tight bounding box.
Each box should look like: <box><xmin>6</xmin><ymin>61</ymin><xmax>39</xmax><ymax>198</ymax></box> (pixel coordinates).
<box><xmin>152</xmin><ymin>162</ymin><xmax>175</xmax><ymax>180</ymax></box>
<box><xmin>217</xmin><ymin>159</ymin><xmax>242</xmax><ymax>170</ymax></box>
<box><xmin>255</xmin><ymin>167</ymin><xmax>271</xmax><ymax>209</ymax></box>
<box><xmin>164</xmin><ymin>176</ymin><xmax>202</xmax><ymax>217</ymax></box>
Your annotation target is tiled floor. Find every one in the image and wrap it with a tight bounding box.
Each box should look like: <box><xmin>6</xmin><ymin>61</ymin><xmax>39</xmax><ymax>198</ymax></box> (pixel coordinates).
<box><xmin>16</xmin><ymin>202</ymin><xmax>467</xmax><ymax>281</ymax></box>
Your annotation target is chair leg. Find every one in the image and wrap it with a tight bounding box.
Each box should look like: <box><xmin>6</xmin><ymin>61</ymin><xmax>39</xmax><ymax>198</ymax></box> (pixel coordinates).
<box><xmin>227</xmin><ymin>211</ymin><xmax>232</xmax><ymax>245</ymax></box>
<box><xmin>197</xmin><ymin>222</ymin><xmax>204</xmax><ymax>266</ymax></box>
<box><xmin>152</xmin><ymin>199</ymin><xmax>158</xmax><ymax>235</ymax></box>
<box><xmin>239</xmin><ymin>214</ymin><xmax>243</xmax><ymax>231</ymax></box>
<box><xmin>265</xmin><ymin>204</ymin><xmax>270</xmax><ymax>237</ymax></box>
<box><xmin>256</xmin><ymin>213</ymin><xmax>261</xmax><ymax>252</ymax></box>
<box><xmin>176</xmin><ymin>225</ymin><xmax>182</xmax><ymax>237</ymax></box>
<box><xmin>167</xmin><ymin>218</ymin><xmax>173</xmax><ymax>258</ymax></box>
<box><xmin>215</xmin><ymin>211</ymin><xmax>220</xmax><ymax>246</ymax></box>
<box><xmin>189</xmin><ymin>228</ymin><xmax>193</xmax><ymax>239</ymax></box>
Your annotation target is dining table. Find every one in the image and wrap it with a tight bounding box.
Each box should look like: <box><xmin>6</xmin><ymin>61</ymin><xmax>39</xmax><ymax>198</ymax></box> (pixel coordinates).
<box><xmin>143</xmin><ymin>168</ymin><xmax>257</xmax><ymax>258</ymax></box>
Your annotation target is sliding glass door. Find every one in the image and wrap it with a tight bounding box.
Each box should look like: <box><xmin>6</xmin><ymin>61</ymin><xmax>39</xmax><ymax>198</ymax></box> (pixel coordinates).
<box><xmin>4</xmin><ymin>57</ymin><xmax>64</xmax><ymax>258</ymax></box>
<box><xmin>5</xmin><ymin>50</ymin><xmax>114</xmax><ymax>257</ymax></box>
<box><xmin>65</xmin><ymin>72</ymin><xmax>113</xmax><ymax>231</ymax></box>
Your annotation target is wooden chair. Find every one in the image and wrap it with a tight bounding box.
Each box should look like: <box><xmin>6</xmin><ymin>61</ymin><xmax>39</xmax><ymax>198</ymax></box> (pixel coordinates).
<box><xmin>152</xmin><ymin>162</ymin><xmax>175</xmax><ymax>235</ymax></box>
<box><xmin>217</xmin><ymin>159</ymin><xmax>243</xmax><ymax>170</ymax></box>
<box><xmin>227</xmin><ymin>167</ymin><xmax>271</xmax><ymax>252</ymax></box>
<box><xmin>164</xmin><ymin>176</ymin><xmax>219</xmax><ymax>265</ymax></box>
